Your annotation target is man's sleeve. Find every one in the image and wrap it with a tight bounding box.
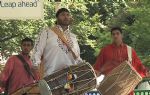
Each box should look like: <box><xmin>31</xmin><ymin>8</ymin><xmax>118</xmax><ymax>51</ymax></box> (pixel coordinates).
<box><xmin>31</xmin><ymin>28</ymin><xmax>48</xmax><ymax>66</ymax></box>
<box><xmin>0</xmin><ymin>56</ymin><xmax>14</xmax><ymax>87</ymax></box>
<box><xmin>93</xmin><ymin>48</ymin><xmax>105</xmax><ymax>72</ymax></box>
<box><xmin>132</xmin><ymin>49</ymin><xmax>147</xmax><ymax>78</ymax></box>
<box><xmin>74</xmin><ymin>35</ymin><xmax>82</xmax><ymax>63</ymax></box>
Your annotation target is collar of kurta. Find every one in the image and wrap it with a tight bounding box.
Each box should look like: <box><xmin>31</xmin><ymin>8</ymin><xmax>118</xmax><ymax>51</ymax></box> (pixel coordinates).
<box><xmin>20</xmin><ymin>52</ymin><xmax>30</xmax><ymax>59</ymax></box>
<box><xmin>56</xmin><ymin>25</ymin><xmax>70</xmax><ymax>32</ymax></box>
<box><xmin>111</xmin><ymin>43</ymin><xmax>126</xmax><ymax>48</ymax></box>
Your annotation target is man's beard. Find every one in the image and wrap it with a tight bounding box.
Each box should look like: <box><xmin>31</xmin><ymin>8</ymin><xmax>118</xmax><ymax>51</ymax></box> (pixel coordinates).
<box><xmin>57</xmin><ymin>20</ymin><xmax>71</xmax><ymax>26</ymax></box>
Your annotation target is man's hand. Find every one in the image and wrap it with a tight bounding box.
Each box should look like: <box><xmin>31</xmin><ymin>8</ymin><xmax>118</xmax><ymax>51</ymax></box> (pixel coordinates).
<box><xmin>32</xmin><ymin>63</ymin><xmax>45</xmax><ymax>79</ymax></box>
<box><xmin>32</xmin><ymin>65</ymin><xmax>39</xmax><ymax>70</ymax></box>
<box><xmin>146</xmin><ymin>71</ymin><xmax>150</xmax><ymax>78</ymax></box>
<box><xmin>31</xmin><ymin>65</ymin><xmax>40</xmax><ymax>75</ymax></box>
<box><xmin>144</xmin><ymin>67</ymin><xmax>150</xmax><ymax>78</ymax></box>
<box><xmin>95</xmin><ymin>70</ymin><xmax>101</xmax><ymax>77</ymax></box>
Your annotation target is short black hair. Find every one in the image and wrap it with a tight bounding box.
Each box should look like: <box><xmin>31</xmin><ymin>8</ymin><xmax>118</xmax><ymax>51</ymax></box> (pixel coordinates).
<box><xmin>111</xmin><ymin>27</ymin><xmax>122</xmax><ymax>34</ymax></box>
<box><xmin>56</xmin><ymin>8</ymin><xmax>69</xmax><ymax>18</ymax></box>
<box><xmin>21</xmin><ymin>37</ymin><xmax>33</xmax><ymax>46</ymax></box>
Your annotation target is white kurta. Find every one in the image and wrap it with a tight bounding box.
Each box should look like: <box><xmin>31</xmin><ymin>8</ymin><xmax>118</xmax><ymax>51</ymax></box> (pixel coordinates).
<box><xmin>32</xmin><ymin>26</ymin><xmax>82</xmax><ymax>77</ymax></box>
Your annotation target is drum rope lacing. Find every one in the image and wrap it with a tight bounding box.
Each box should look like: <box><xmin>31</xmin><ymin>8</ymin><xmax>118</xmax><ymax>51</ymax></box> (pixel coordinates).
<box><xmin>49</xmin><ymin>70</ymin><xmax>93</xmax><ymax>90</ymax></box>
<box><xmin>46</xmin><ymin>63</ymin><xmax>97</xmax><ymax>94</ymax></box>
<box><xmin>101</xmin><ymin>63</ymin><xmax>140</xmax><ymax>95</ymax></box>
<box><xmin>46</xmin><ymin>63</ymin><xmax>91</xmax><ymax>82</ymax></box>
<box><xmin>103</xmin><ymin>63</ymin><xmax>130</xmax><ymax>93</ymax></box>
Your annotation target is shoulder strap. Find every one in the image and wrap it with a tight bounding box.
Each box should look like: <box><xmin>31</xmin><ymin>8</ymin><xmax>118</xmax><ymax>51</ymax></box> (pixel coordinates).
<box><xmin>39</xmin><ymin>58</ymin><xmax>44</xmax><ymax>79</ymax></box>
<box><xmin>16</xmin><ymin>55</ymin><xmax>35</xmax><ymax>80</ymax></box>
<box><xmin>127</xmin><ymin>45</ymin><xmax>132</xmax><ymax>63</ymax></box>
<box><xmin>51</xmin><ymin>26</ymin><xmax>78</xmax><ymax>60</ymax></box>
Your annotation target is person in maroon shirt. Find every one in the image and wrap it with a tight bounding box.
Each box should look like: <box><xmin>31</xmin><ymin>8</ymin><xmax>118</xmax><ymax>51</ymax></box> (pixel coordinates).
<box><xmin>0</xmin><ymin>38</ymin><xmax>39</xmax><ymax>95</ymax></box>
<box><xmin>94</xmin><ymin>27</ymin><xmax>148</xmax><ymax>95</ymax></box>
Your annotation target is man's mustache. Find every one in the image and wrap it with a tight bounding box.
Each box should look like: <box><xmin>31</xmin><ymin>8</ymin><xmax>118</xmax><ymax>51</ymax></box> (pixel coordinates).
<box><xmin>63</xmin><ymin>17</ymin><xmax>73</xmax><ymax>21</ymax></box>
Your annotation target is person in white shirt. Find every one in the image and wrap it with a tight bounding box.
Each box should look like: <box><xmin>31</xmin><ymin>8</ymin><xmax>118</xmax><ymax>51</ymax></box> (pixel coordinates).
<box><xmin>32</xmin><ymin>8</ymin><xmax>82</xmax><ymax>77</ymax></box>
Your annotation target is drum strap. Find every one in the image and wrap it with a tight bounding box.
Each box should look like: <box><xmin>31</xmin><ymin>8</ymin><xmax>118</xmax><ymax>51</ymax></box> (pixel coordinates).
<box><xmin>127</xmin><ymin>45</ymin><xmax>132</xmax><ymax>63</ymax></box>
<box><xmin>16</xmin><ymin>55</ymin><xmax>35</xmax><ymax>80</ymax></box>
<box><xmin>51</xmin><ymin>26</ymin><xmax>77</xmax><ymax>75</ymax></box>
<box><xmin>51</xmin><ymin>26</ymin><xmax>78</xmax><ymax>60</ymax></box>
<box><xmin>39</xmin><ymin>57</ymin><xmax>44</xmax><ymax>79</ymax></box>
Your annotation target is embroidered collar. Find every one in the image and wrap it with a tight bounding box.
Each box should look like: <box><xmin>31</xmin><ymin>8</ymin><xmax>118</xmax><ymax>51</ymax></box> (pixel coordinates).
<box><xmin>56</xmin><ymin>25</ymin><xmax>70</xmax><ymax>32</ymax></box>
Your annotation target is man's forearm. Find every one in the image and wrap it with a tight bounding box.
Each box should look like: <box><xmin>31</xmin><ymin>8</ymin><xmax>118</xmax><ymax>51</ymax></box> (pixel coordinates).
<box><xmin>95</xmin><ymin>70</ymin><xmax>102</xmax><ymax>77</ymax></box>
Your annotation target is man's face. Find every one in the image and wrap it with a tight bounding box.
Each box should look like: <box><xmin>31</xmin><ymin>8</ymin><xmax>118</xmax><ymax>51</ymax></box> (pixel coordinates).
<box><xmin>111</xmin><ymin>30</ymin><xmax>123</xmax><ymax>43</ymax></box>
<box><xmin>57</xmin><ymin>12</ymin><xmax>72</xmax><ymax>26</ymax></box>
<box><xmin>21</xmin><ymin>41</ymin><xmax>33</xmax><ymax>55</ymax></box>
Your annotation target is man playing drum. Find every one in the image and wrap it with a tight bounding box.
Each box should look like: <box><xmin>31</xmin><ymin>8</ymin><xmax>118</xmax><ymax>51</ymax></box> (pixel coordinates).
<box><xmin>94</xmin><ymin>27</ymin><xmax>148</xmax><ymax>95</ymax></box>
<box><xmin>32</xmin><ymin>8</ymin><xmax>82</xmax><ymax>78</ymax></box>
<box><xmin>0</xmin><ymin>38</ymin><xmax>39</xmax><ymax>95</ymax></box>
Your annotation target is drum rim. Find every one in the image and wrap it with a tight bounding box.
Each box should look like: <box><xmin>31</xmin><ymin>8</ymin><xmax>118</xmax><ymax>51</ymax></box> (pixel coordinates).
<box><xmin>38</xmin><ymin>80</ymin><xmax>52</xmax><ymax>95</ymax></box>
<box><xmin>84</xmin><ymin>62</ymin><xmax>97</xmax><ymax>88</ymax></box>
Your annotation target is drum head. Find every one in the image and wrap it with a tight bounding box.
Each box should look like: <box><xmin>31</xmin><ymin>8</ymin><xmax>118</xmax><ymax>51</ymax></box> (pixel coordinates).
<box><xmin>38</xmin><ymin>80</ymin><xmax>52</xmax><ymax>95</ymax></box>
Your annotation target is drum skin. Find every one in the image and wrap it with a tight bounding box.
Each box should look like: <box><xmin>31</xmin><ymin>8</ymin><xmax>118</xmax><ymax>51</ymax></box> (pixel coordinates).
<box><xmin>97</xmin><ymin>61</ymin><xmax>142</xmax><ymax>95</ymax></box>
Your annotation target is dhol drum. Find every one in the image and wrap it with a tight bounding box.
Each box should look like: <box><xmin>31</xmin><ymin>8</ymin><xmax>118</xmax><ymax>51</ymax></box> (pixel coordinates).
<box><xmin>12</xmin><ymin>62</ymin><xmax>97</xmax><ymax>95</ymax></box>
<box><xmin>97</xmin><ymin>61</ymin><xmax>142</xmax><ymax>95</ymax></box>
<box><xmin>43</xmin><ymin>62</ymin><xmax>97</xmax><ymax>95</ymax></box>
